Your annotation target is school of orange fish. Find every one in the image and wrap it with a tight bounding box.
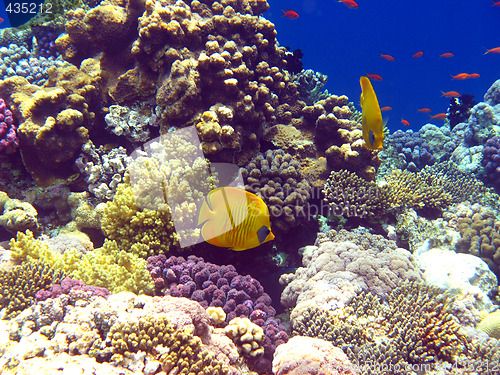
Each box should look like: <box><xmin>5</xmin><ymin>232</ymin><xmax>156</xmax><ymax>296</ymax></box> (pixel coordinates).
<box><xmin>281</xmin><ymin>1</ymin><xmax>500</xmax><ymax>128</ymax></box>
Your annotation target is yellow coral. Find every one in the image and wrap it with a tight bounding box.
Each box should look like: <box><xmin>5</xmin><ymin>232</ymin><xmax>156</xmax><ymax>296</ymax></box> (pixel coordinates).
<box><xmin>206</xmin><ymin>306</ymin><xmax>226</xmax><ymax>325</ymax></box>
<box><xmin>224</xmin><ymin>317</ymin><xmax>265</xmax><ymax>358</ymax></box>
<box><xmin>477</xmin><ymin>310</ymin><xmax>500</xmax><ymax>339</ymax></box>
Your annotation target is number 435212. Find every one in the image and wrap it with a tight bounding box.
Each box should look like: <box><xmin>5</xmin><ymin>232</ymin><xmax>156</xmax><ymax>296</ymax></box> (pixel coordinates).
<box><xmin>6</xmin><ymin>2</ymin><xmax>53</xmax><ymax>14</ymax></box>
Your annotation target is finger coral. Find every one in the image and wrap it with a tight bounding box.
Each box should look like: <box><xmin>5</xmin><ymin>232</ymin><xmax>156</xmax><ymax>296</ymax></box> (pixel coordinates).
<box><xmin>0</xmin><ymin>261</ymin><xmax>65</xmax><ymax>318</ymax></box>
<box><xmin>225</xmin><ymin>317</ymin><xmax>265</xmax><ymax>358</ymax></box>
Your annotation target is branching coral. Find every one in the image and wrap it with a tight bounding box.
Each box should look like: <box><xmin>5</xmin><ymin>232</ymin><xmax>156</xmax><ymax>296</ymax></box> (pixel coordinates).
<box><xmin>0</xmin><ymin>261</ymin><xmax>65</xmax><ymax>318</ymax></box>
<box><xmin>292</xmin><ymin>282</ymin><xmax>468</xmax><ymax>374</ymax></box>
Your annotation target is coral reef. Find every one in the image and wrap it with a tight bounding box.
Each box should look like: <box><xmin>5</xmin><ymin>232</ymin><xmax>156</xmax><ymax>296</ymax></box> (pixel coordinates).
<box><xmin>75</xmin><ymin>142</ymin><xmax>129</xmax><ymax>200</ymax></box>
<box><xmin>0</xmin><ymin>191</ymin><xmax>40</xmax><ymax>235</ymax></box>
<box><xmin>448</xmin><ymin>94</ymin><xmax>476</xmax><ymax>130</ymax></box>
<box><xmin>273</xmin><ymin>336</ymin><xmax>359</xmax><ymax>375</ymax></box>
<box><xmin>292</xmin><ymin>282</ymin><xmax>468</xmax><ymax>374</ymax></box>
<box><xmin>9</xmin><ymin>230</ymin><xmax>154</xmax><ymax>294</ymax></box>
<box><xmin>476</xmin><ymin>310</ymin><xmax>500</xmax><ymax>339</ymax></box>
<box><xmin>35</xmin><ymin>277</ymin><xmax>110</xmax><ymax>302</ymax></box>
<box><xmin>0</xmin><ymin>44</ymin><xmax>67</xmax><ymax>86</ymax></box>
<box><xmin>0</xmin><ymin>63</ymin><xmax>100</xmax><ymax>186</ymax></box>
<box><xmin>482</xmin><ymin>136</ymin><xmax>500</xmax><ymax>190</ymax></box>
<box><xmin>280</xmin><ymin>237</ymin><xmax>424</xmax><ymax>320</ymax></box>
<box><xmin>0</xmin><ymin>261</ymin><xmax>65</xmax><ymax>318</ymax></box>
<box><xmin>386</xmin><ymin>129</ymin><xmax>436</xmax><ymax>172</ymax></box>
<box><xmin>225</xmin><ymin>317</ymin><xmax>264</xmax><ymax>358</ymax></box>
<box><xmin>146</xmin><ymin>254</ymin><xmax>288</xmax><ymax>370</ymax></box>
<box><xmin>104</xmin><ymin>103</ymin><xmax>158</xmax><ymax>144</ymax></box>
<box><xmin>291</xmin><ymin>69</ymin><xmax>329</xmax><ymax>105</ymax></box>
<box><xmin>0</xmin><ymin>98</ymin><xmax>18</xmax><ymax>156</ymax></box>
<box><xmin>242</xmin><ymin>149</ymin><xmax>312</xmax><ymax>232</ymax></box>
<box><xmin>322</xmin><ymin>169</ymin><xmax>390</xmax><ymax>218</ymax></box>
<box><xmin>100</xmin><ymin>183</ymin><xmax>180</xmax><ymax>258</ymax></box>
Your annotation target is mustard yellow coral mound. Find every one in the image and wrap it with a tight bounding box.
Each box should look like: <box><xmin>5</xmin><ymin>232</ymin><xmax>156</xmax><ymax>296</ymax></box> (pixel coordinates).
<box><xmin>101</xmin><ymin>183</ymin><xmax>180</xmax><ymax>258</ymax></box>
<box><xmin>9</xmin><ymin>230</ymin><xmax>153</xmax><ymax>294</ymax></box>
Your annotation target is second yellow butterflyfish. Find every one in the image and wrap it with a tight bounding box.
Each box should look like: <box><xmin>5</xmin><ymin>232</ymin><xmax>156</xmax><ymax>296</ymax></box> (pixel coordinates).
<box><xmin>198</xmin><ymin>187</ymin><xmax>275</xmax><ymax>251</ymax></box>
<box><xmin>360</xmin><ymin>76</ymin><xmax>385</xmax><ymax>150</ymax></box>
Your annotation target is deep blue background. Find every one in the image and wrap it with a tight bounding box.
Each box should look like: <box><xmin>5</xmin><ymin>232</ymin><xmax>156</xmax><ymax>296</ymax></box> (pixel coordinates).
<box><xmin>266</xmin><ymin>0</ymin><xmax>500</xmax><ymax>132</ymax></box>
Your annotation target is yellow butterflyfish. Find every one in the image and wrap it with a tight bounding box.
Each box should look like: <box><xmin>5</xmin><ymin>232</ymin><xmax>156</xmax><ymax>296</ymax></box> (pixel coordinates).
<box><xmin>360</xmin><ymin>76</ymin><xmax>385</xmax><ymax>150</ymax></box>
<box><xmin>198</xmin><ymin>187</ymin><xmax>275</xmax><ymax>251</ymax></box>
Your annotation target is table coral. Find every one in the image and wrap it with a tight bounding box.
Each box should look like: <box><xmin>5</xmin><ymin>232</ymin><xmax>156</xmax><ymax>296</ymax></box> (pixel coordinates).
<box><xmin>292</xmin><ymin>282</ymin><xmax>468</xmax><ymax>374</ymax></box>
<box><xmin>241</xmin><ymin>149</ymin><xmax>312</xmax><ymax>232</ymax></box>
<box><xmin>280</xmin><ymin>237</ymin><xmax>424</xmax><ymax>320</ymax></box>
<box><xmin>146</xmin><ymin>254</ymin><xmax>288</xmax><ymax>371</ymax></box>
<box><xmin>273</xmin><ymin>336</ymin><xmax>359</xmax><ymax>375</ymax></box>
<box><xmin>0</xmin><ymin>63</ymin><xmax>100</xmax><ymax>186</ymax></box>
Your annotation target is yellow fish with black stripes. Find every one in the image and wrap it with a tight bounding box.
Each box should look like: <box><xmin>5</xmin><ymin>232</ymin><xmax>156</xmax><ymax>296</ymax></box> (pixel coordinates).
<box><xmin>197</xmin><ymin>187</ymin><xmax>275</xmax><ymax>251</ymax></box>
<box><xmin>360</xmin><ymin>75</ymin><xmax>385</xmax><ymax>150</ymax></box>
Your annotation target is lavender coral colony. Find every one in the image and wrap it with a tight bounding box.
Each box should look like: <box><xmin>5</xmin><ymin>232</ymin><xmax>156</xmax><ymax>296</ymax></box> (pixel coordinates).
<box><xmin>1</xmin><ymin>0</ymin><xmax>500</xmax><ymax>373</ymax></box>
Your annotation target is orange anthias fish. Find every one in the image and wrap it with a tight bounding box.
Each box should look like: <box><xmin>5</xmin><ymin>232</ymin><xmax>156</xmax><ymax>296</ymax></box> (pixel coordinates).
<box><xmin>366</xmin><ymin>73</ymin><xmax>382</xmax><ymax>81</ymax></box>
<box><xmin>0</xmin><ymin>17</ymin><xmax>3</xmax><ymax>24</ymax></box>
<box><xmin>339</xmin><ymin>0</ymin><xmax>359</xmax><ymax>9</ymax></box>
<box><xmin>413</xmin><ymin>51</ymin><xmax>424</xmax><ymax>58</ymax></box>
<box><xmin>417</xmin><ymin>108</ymin><xmax>432</xmax><ymax>113</ymax></box>
<box><xmin>429</xmin><ymin>113</ymin><xmax>447</xmax><ymax>120</ymax></box>
<box><xmin>468</xmin><ymin>73</ymin><xmax>480</xmax><ymax>79</ymax></box>
<box><xmin>401</xmin><ymin>119</ymin><xmax>410</xmax><ymax>126</ymax></box>
<box><xmin>281</xmin><ymin>9</ymin><xmax>299</xmax><ymax>19</ymax></box>
<box><xmin>484</xmin><ymin>47</ymin><xmax>500</xmax><ymax>54</ymax></box>
<box><xmin>198</xmin><ymin>187</ymin><xmax>275</xmax><ymax>251</ymax></box>
<box><xmin>451</xmin><ymin>73</ymin><xmax>469</xmax><ymax>80</ymax></box>
<box><xmin>439</xmin><ymin>52</ymin><xmax>454</xmax><ymax>58</ymax></box>
<box><xmin>380</xmin><ymin>53</ymin><xmax>395</xmax><ymax>61</ymax></box>
<box><xmin>441</xmin><ymin>91</ymin><xmax>460</xmax><ymax>98</ymax></box>
<box><xmin>360</xmin><ymin>76</ymin><xmax>384</xmax><ymax>150</ymax></box>
<box><xmin>493</xmin><ymin>1</ymin><xmax>500</xmax><ymax>6</ymax></box>
<box><xmin>380</xmin><ymin>106</ymin><xmax>392</xmax><ymax>112</ymax></box>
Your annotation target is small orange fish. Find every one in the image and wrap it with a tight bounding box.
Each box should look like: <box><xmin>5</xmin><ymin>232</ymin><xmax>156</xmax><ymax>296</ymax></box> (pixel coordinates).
<box><xmin>380</xmin><ymin>106</ymin><xmax>392</xmax><ymax>112</ymax></box>
<box><xmin>366</xmin><ymin>73</ymin><xmax>382</xmax><ymax>81</ymax></box>
<box><xmin>484</xmin><ymin>47</ymin><xmax>500</xmax><ymax>55</ymax></box>
<box><xmin>413</xmin><ymin>51</ymin><xmax>424</xmax><ymax>58</ymax></box>
<box><xmin>0</xmin><ymin>17</ymin><xmax>3</xmax><ymax>24</ymax></box>
<box><xmin>401</xmin><ymin>119</ymin><xmax>410</xmax><ymax>126</ymax></box>
<box><xmin>441</xmin><ymin>91</ymin><xmax>460</xmax><ymax>98</ymax></box>
<box><xmin>493</xmin><ymin>1</ymin><xmax>500</xmax><ymax>6</ymax></box>
<box><xmin>281</xmin><ymin>9</ymin><xmax>299</xmax><ymax>19</ymax></box>
<box><xmin>339</xmin><ymin>0</ymin><xmax>359</xmax><ymax>8</ymax></box>
<box><xmin>439</xmin><ymin>52</ymin><xmax>454</xmax><ymax>58</ymax></box>
<box><xmin>417</xmin><ymin>108</ymin><xmax>432</xmax><ymax>113</ymax></box>
<box><xmin>451</xmin><ymin>73</ymin><xmax>470</xmax><ymax>80</ymax></box>
<box><xmin>468</xmin><ymin>73</ymin><xmax>480</xmax><ymax>79</ymax></box>
<box><xmin>380</xmin><ymin>53</ymin><xmax>395</xmax><ymax>61</ymax></box>
<box><xmin>429</xmin><ymin>113</ymin><xmax>447</xmax><ymax>121</ymax></box>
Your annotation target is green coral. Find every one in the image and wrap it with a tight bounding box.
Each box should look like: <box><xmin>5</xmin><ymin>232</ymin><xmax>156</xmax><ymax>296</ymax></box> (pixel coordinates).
<box><xmin>9</xmin><ymin>230</ymin><xmax>153</xmax><ymax>294</ymax></box>
<box><xmin>108</xmin><ymin>315</ymin><xmax>228</xmax><ymax>374</ymax></box>
<box><xmin>293</xmin><ymin>281</ymin><xmax>468</xmax><ymax>374</ymax></box>
<box><xmin>0</xmin><ymin>261</ymin><xmax>65</xmax><ymax>318</ymax></box>
<box><xmin>101</xmin><ymin>183</ymin><xmax>180</xmax><ymax>258</ymax></box>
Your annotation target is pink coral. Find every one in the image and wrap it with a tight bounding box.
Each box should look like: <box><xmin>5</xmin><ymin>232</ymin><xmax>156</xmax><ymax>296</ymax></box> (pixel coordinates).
<box><xmin>273</xmin><ymin>336</ymin><xmax>359</xmax><ymax>375</ymax></box>
<box><xmin>0</xmin><ymin>98</ymin><xmax>18</xmax><ymax>155</ymax></box>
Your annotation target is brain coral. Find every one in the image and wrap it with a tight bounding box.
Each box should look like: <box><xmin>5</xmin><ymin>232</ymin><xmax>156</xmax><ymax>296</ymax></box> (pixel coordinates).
<box><xmin>279</xmin><ymin>238</ymin><xmax>424</xmax><ymax>320</ymax></box>
<box><xmin>292</xmin><ymin>282</ymin><xmax>468</xmax><ymax>374</ymax></box>
<box><xmin>241</xmin><ymin>149</ymin><xmax>312</xmax><ymax>232</ymax></box>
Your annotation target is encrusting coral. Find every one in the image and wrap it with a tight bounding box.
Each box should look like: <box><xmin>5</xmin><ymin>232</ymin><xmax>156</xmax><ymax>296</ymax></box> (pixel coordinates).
<box><xmin>0</xmin><ymin>63</ymin><xmax>100</xmax><ymax>186</ymax></box>
<box><xmin>0</xmin><ymin>261</ymin><xmax>65</xmax><ymax>318</ymax></box>
<box><xmin>292</xmin><ymin>281</ymin><xmax>468</xmax><ymax>374</ymax></box>
<box><xmin>0</xmin><ymin>190</ymin><xmax>40</xmax><ymax>235</ymax></box>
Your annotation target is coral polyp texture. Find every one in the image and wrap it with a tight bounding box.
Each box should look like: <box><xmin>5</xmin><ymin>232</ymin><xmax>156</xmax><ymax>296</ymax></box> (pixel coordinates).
<box><xmin>242</xmin><ymin>149</ymin><xmax>312</xmax><ymax>232</ymax></box>
<box><xmin>482</xmin><ymin>136</ymin><xmax>500</xmax><ymax>191</ymax></box>
<box><xmin>146</xmin><ymin>254</ymin><xmax>288</xmax><ymax>371</ymax></box>
<box><xmin>292</xmin><ymin>282</ymin><xmax>468</xmax><ymax>375</ymax></box>
<box><xmin>0</xmin><ymin>98</ymin><xmax>18</xmax><ymax>155</ymax></box>
<box><xmin>0</xmin><ymin>64</ymin><xmax>100</xmax><ymax>185</ymax></box>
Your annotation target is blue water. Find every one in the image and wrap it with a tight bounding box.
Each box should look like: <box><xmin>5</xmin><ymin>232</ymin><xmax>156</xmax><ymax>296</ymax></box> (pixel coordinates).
<box><xmin>267</xmin><ymin>0</ymin><xmax>500</xmax><ymax>132</ymax></box>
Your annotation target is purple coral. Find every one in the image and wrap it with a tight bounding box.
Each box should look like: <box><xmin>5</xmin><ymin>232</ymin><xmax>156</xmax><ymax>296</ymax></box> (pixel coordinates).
<box><xmin>482</xmin><ymin>136</ymin><xmax>500</xmax><ymax>189</ymax></box>
<box><xmin>147</xmin><ymin>254</ymin><xmax>288</xmax><ymax>370</ymax></box>
<box><xmin>389</xmin><ymin>129</ymin><xmax>436</xmax><ymax>171</ymax></box>
<box><xmin>0</xmin><ymin>98</ymin><xmax>18</xmax><ymax>155</ymax></box>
